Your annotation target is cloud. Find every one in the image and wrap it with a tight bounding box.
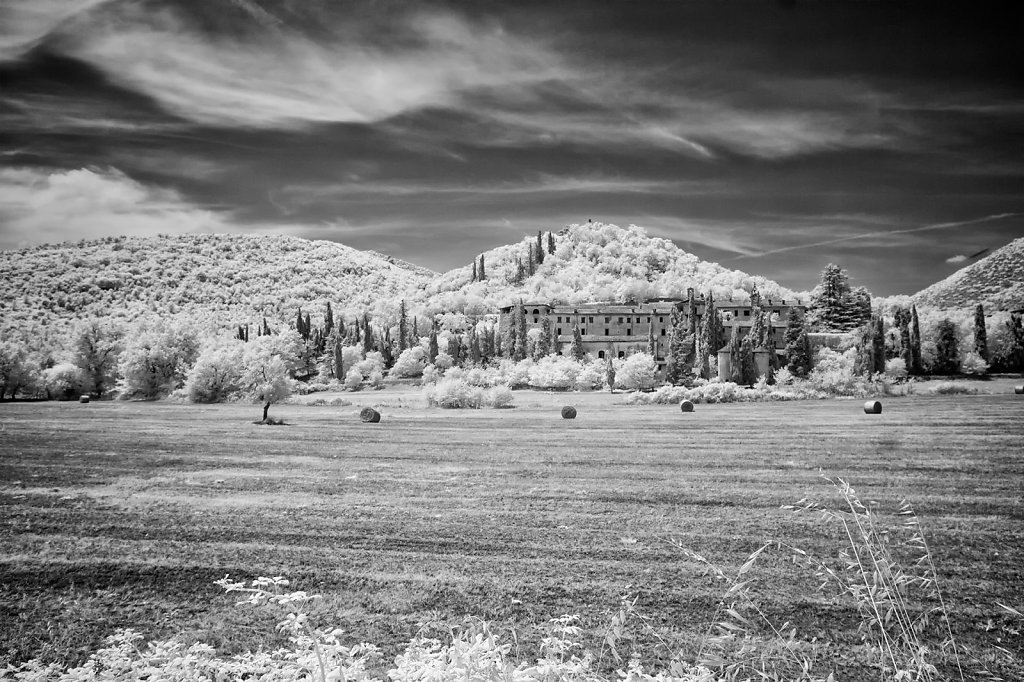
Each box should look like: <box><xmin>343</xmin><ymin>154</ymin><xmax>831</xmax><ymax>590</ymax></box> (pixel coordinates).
<box><xmin>47</xmin><ymin>4</ymin><xmax>565</xmax><ymax>129</ymax></box>
<box><xmin>946</xmin><ymin>254</ymin><xmax>968</xmax><ymax>263</ymax></box>
<box><xmin>0</xmin><ymin>0</ymin><xmax>111</xmax><ymax>58</ymax></box>
<box><xmin>0</xmin><ymin>167</ymin><xmax>232</xmax><ymax>248</ymax></box>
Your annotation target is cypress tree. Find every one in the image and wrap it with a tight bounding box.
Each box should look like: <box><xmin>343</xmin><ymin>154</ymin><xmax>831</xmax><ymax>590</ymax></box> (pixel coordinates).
<box><xmin>894</xmin><ymin>307</ymin><xmax>912</xmax><ymax>370</ymax></box>
<box><xmin>362</xmin><ymin>313</ymin><xmax>373</xmax><ymax>354</ymax></box>
<box><xmin>647</xmin><ymin>318</ymin><xmax>657</xmax><ymax>358</ymax></box>
<box><xmin>784</xmin><ymin>308</ymin><xmax>812</xmax><ymax>378</ymax></box>
<box><xmin>933</xmin><ymin>319</ymin><xmax>960</xmax><ymax>375</ymax></box>
<box><xmin>333</xmin><ymin>338</ymin><xmax>343</xmax><ymax>379</ymax></box>
<box><xmin>398</xmin><ymin>300</ymin><xmax>409</xmax><ymax>352</ymax></box>
<box><xmin>605</xmin><ymin>357</ymin><xmax>616</xmax><ymax>391</ymax></box>
<box><xmin>536</xmin><ymin>316</ymin><xmax>553</xmax><ymax>360</ymax></box>
<box><xmin>262</xmin><ymin>316</ymin><xmax>271</xmax><ymax>337</ymax></box>
<box><xmin>666</xmin><ymin>309</ymin><xmax>695</xmax><ymax>386</ymax></box>
<box><xmin>536</xmin><ymin>230</ymin><xmax>545</xmax><ymax>264</ymax></box>
<box><xmin>428</xmin><ymin>326</ymin><xmax>439</xmax><ymax>363</ymax></box>
<box><xmin>570</xmin><ymin>323</ymin><xmax>585</xmax><ymax>361</ymax></box>
<box><xmin>479</xmin><ymin>254</ymin><xmax>486</xmax><ymax>280</ymax></box>
<box><xmin>527</xmin><ymin>244</ymin><xmax>535</xmax><ymax>276</ymax></box>
<box><xmin>974</xmin><ymin>303</ymin><xmax>988</xmax><ymax>361</ymax></box>
<box><xmin>547</xmin><ymin>232</ymin><xmax>555</xmax><ymax>255</ymax></box>
<box><xmin>472</xmin><ymin>260</ymin><xmax>477</xmax><ymax>282</ymax></box>
<box><xmin>872</xmin><ymin>316</ymin><xmax>886</xmax><ymax>374</ymax></box>
<box><xmin>470</xmin><ymin>328</ymin><xmax>482</xmax><ymax>365</ymax></box>
<box><xmin>909</xmin><ymin>304</ymin><xmax>923</xmax><ymax>374</ymax></box>
<box><xmin>296</xmin><ymin>308</ymin><xmax>306</xmax><ymax>339</ymax></box>
<box><xmin>324</xmin><ymin>302</ymin><xmax>334</xmax><ymax>337</ymax></box>
<box><xmin>514</xmin><ymin>301</ymin><xmax>528</xmax><ymax>361</ymax></box>
<box><xmin>728</xmin><ymin>325</ymin><xmax>744</xmax><ymax>383</ymax></box>
<box><xmin>737</xmin><ymin>336</ymin><xmax>757</xmax><ymax>386</ymax></box>
<box><xmin>337</xmin><ymin>315</ymin><xmax>346</xmax><ymax>344</ymax></box>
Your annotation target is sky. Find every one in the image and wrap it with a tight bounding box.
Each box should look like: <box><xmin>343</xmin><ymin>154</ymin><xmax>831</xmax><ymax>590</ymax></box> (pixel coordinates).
<box><xmin>1</xmin><ymin>0</ymin><xmax>1022</xmax><ymax>295</ymax></box>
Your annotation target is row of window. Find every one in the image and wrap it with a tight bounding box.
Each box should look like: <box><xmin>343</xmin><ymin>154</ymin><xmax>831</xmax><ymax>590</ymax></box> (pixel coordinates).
<box><xmin>554</xmin><ymin>328</ymin><xmax>668</xmax><ymax>337</ymax></box>
<box><xmin>553</xmin><ymin>315</ymin><xmax>666</xmax><ymax>324</ymax></box>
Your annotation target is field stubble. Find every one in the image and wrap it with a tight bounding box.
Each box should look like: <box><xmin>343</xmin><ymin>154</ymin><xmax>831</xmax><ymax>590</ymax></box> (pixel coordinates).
<box><xmin>0</xmin><ymin>392</ymin><xmax>1022</xmax><ymax>679</ymax></box>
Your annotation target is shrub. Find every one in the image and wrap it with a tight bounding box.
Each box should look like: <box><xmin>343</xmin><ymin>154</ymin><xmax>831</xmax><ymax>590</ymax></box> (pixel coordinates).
<box><xmin>614</xmin><ymin>352</ymin><xmax>657</xmax><ymax>391</ymax></box>
<box><xmin>485</xmin><ymin>385</ymin><xmax>514</xmax><ymax>408</ymax></box>
<box><xmin>41</xmin><ymin>362</ymin><xmax>91</xmax><ymax>400</ymax></box>
<box><xmin>425</xmin><ymin>378</ymin><xmax>484</xmax><ymax>408</ymax></box>
<box><xmin>392</xmin><ymin>347</ymin><xmax>427</xmax><ymax>378</ymax></box>
<box><xmin>343</xmin><ymin>367</ymin><xmax>363</xmax><ymax>391</ymax></box>
<box><xmin>928</xmin><ymin>381</ymin><xmax>979</xmax><ymax>396</ymax></box>
<box><xmin>884</xmin><ymin>357</ymin><xmax>908</xmax><ymax>380</ymax></box>
<box><xmin>528</xmin><ymin>355</ymin><xmax>580</xmax><ymax>389</ymax></box>
<box><xmin>959</xmin><ymin>350</ymin><xmax>988</xmax><ymax>376</ymax></box>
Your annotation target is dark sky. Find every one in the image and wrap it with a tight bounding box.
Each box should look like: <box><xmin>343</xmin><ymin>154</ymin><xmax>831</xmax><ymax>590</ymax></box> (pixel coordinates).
<box><xmin>1</xmin><ymin>0</ymin><xmax>1022</xmax><ymax>295</ymax></box>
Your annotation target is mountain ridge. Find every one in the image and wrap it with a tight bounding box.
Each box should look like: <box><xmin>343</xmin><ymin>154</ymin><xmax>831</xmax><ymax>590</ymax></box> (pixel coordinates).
<box><xmin>913</xmin><ymin>238</ymin><xmax>1024</xmax><ymax>311</ymax></box>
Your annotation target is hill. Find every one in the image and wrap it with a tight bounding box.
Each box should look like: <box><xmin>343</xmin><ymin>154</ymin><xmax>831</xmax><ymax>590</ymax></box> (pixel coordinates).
<box><xmin>913</xmin><ymin>238</ymin><xmax>1024</xmax><ymax>311</ymax></box>
<box><xmin>419</xmin><ymin>222</ymin><xmax>800</xmax><ymax>314</ymax></box>
<box><xmin>0</xmin><ymin>223</ymin><xmax>799</xmax><ymax>345</ymax></box>
<box><xmin>0</xmin><ymin>233</ymin><xmax>435</xmax><ymax>343</ymax></box>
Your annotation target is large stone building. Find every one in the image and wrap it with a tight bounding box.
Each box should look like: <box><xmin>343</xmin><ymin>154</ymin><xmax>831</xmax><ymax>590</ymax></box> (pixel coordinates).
<box><xmin>499</xmin><ymin>291</ymin><xmax>806</xmax><ymax>375</ymax></box>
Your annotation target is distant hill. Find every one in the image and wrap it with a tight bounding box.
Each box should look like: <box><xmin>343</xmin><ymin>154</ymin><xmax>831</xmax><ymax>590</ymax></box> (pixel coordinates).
<box><xmin>0</xmin><ymin>223</ymin><xmax>800</xmax><ymax>344</ymax></box>
<box><xmin>913</xmin><ymin>238</ymin><xmax>1024</xmax><ymax>311</ymax></box>
<box><xmin>0</xmin><ymin>233</ymin><xmax>435</xmax><ymax>343</ymax></box>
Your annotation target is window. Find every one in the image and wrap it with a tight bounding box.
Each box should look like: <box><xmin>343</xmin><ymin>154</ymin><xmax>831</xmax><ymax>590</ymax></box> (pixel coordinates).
<box><xmin>604</xmin><ymin>329</ymin><xmax>609</xmax><ymax>336</ymax></box>
<box><xmin>598</xmin><ymin>350</ymin><xmax>606</xmax><ymax>359</ymax></box>
<box><xmin>557</xmin><ymin>328</ymin><xmax>562</xmax><ymax>335</ymax></box>
<box><xmin>581</xmin><ymin>328</ymin><xmax>586</xmax><ymax>335</ymax></box>
<box><xmin>605</xmin><ymin>316</ymin><xmax>610</xmax><ymax>323</ymax></box>
<box><xmin>589</xmin><ymin>316</ymin><xmax>594</xmax><ymax>323</ymax></box>
<box><xmin>533</xmin><ymin>318</ymin><xmax>538</xmax><ymax>324</ymax></box>
<box><xmin>618</xmin><ymin>317</ymin><xmax>623</xmax><ymax>323</ymax></box>
<box><xmin>743</xmin><ymin>310</ymin><xmax>750</xmax><ymax>317</ymax></box>
<box><xmin>659</xmin><ymin>317</ymin><xmax>663</xmax><ymax>323</ymax></box>
<box><xmin>618</xmin><ymin>351</ymin><xmax>625</xmax><ymax>359</ymax></box>
<box><xmin>661</xmin><ymin>329</ymin><xmax>666</xmax><ymax>336</ymax></box>
<box><xmin>557</xmin><ymin>316</ymin><xmax>562</xmax><ymax>323</ymax></box>
<box><xmin>532</xmin><ymin>309</ymin><xmax>540</xmax><ymax>315</ymax></box>
<box><xmin>626</xmin><ymin>329</ymin><xmax>632</xmax><ymax>336</ymax></box>
<box><xmin>646</xmin><ymin>316</ymin><xmax>650</xmax><ymax>322</ymax></box>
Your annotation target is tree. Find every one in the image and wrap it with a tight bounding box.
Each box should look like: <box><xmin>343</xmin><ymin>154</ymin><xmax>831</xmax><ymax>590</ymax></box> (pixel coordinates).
<box><xmin>614</xmin><ymin>352</ymin><xmax>657</xmax><ymax>391</ymax></box>
<box><xmin>806</xmin><ymin>264</ymin><xmax>871</xmax><ymax>332</ymax></box>
<box><xmin>735</xmin><ymin>335</ymin><xmax>757</xmax><ymax>386</ymax></box>
<box><xmin>0</xmin><ymin>342</ymin><xmax>34</xmax><ymax>400</ymax></box>
<box><xmin>42</xmin><ymin>362</ymin><xmax>90</xmax><ymax>400</ymax></box>
<box><xmin>324</xmin><ymin>302</ymin><xmax>334</xmax><ymax>338</ymax></box>
<box><xmin>569</xmin><ymin>323</ymin><xmax>585</xmax><ymax>361</ymax></box>
<box><xmin>398</xmin><ymin>300</ymin><xmax>409</xmax><ymax>353</ymax></box>
<box><xmin>974</xmin><ymin>303</ymin><xmax>989</xmax><ymax>361</ymax></box>
<box><xmin>909</xmin><ymin>304</ymin><xmax>924</xmax><ymax>374</ymax></box>
<box><xmin>697</xmin><ymin>293</ymin><xmax>724</xmax><ymax>380</ymax></box>
<box><xmin>527</xmin><ymin>244</ymin><xmax>536</xmax><ymax>276</ymax></box>
<box><xmin>185</xmin><ymin>339</ymin><xmax>245</xmax><ymax>403</ymax></box>
<box><xmin>932</xmin><ymin>319</ymin><xmax>960</xmax><ymax>375</ymax></box>
<box><xmin>513</xmin><ymin>301</ymin><xmax>528</xmax><ymax>362</ymax></box>
<box><xmin>784</xmin><ymin>308</ymin><xmax>812</xmax><ymax>378</ymax></box>
<box><xmin>665</xmin><ymin>308</ymin><xmax>694</xmax><ymax>386</ymax></box>
<box><xmin>536</xmin><ymin>230</ymin><xmax>545</xmax><ymax>265</ymax></box>
<box><xmin>362</xmin><ymin>313</ymin><xmax>373</xmax><ymax>354</ymax></box>
<box><xmin>547</xmin><ymin>232</ymin><xmax>555</xmax><ymax>255</ymax></box>
<box><xmin>646</xmin><ymin>320</ymin><xmax>657</xmax><ymax>358</ymax></box>
<box><xmin>479</xmin><ymin>254</ymin><xmax>486</xmax><ymax>280</ymax></box>
<box><xmin>333</xmin><ymin>338</ymin><xmax>344</xmax><ymax>380</ymax></box>
<box><xmin>872</xmin><ymin>316</ymin><xmax>885</xmax><ymax>374</ymax></box>
<box><xmin>73</xmin><ymin>320</ymin><xmax>123</xmax><ymax>397</ymax></box>
<box><xmin>117</xmin><ymin>320</ymin><xmax>200</xmax><ymax>400</ymax></box>
<box><xmin>472</xmin><ymin>260</ymin><xmax>478</xmax><ymax>282</ymax></box>
<box><xmin>894</xmin><ymin>307</ymin><xmax>913</xmax><ymax>371</ymax></box>
<box><xmin>242</xmin><ymin>351</ymin><xmax>291</xmax><ymax>423</ymax></box>
<box><xmin>605</xmin><ymin>356</ymin><xmax>616</xmax><ymax>391</ymax></box>
<box><xmin>536</xmin><ymin>317</ymin><xmax>553</xmax><ymax>360</ymax></box>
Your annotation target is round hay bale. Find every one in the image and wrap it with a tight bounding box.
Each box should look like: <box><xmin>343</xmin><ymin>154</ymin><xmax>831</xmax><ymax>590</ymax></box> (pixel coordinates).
<box><xmin>680</xmin><ymin>399</ymin><xmax>695</xmax><ymax>413</ymax></box>
<box><xmin>1015</xmin><ymin>385</ymin><xmax>1024</xmax><ymax>395</ymax></box>
<box><xmin>78</xmin><ymin>395</ymin><xmax>90</xmax><ymax>403</ymax></box>
<box><xmin>359</xmin><ymin>407</ymin><xmax>381</xmax><ymax>423</ymax></box>
<box><xmin>863</xmin><ymin>400</ymin><xmax>882</xmax><ymax>414</ymax></box>
<box><xmin>560</xmin><ymin>405</ymin><xmax>577</xmax><ymax>419</ymax></box>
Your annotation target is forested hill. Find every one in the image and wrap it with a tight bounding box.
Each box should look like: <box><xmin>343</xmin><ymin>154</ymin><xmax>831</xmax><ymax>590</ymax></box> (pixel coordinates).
<box><xmin>0</xmin><ymin>223</ymin><xmax>798</xmax><ymax>344</ymax></box>
<box><xmin>420</xmin><ymin>222</ymin><xmax>799</xmax><ymax>314</ymax></box>
<box><xmin>913</xmin><ymin>238</ymin><xmax>1024</xmax><ymax>311</ymax></box>
<box><xmin>0</xmin><ymin>233</ymin><xmax>436</xmax><ymax>343</ymax></box>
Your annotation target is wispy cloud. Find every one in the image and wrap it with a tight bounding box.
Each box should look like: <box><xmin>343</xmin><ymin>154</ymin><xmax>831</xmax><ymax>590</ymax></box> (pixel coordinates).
<box><xmin>49</xmin><ymin>5</ymin><xmax>564</xmax><ymax>129</ymax></box>
<box><xmin>0</xmin><ymin>0</ymin><xmax>111</xmax><ymax>58</ymax></box>
<box><xmin>945</xmin><ymin>254</ymin><xmax>968</xmax><ymax>263</ymax></box>
<box><xmin>731</xmin><ymin>213</ymin><xmax>1023</xmax><ymax>260</ymax></box>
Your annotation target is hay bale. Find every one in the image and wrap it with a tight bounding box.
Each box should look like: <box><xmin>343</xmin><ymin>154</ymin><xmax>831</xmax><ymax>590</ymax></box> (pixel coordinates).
<box><xmin>78</xmin><ymin>395</ymin><xmax>90</xmax><ymax>403</ymax></box>
<box><xmin>1015</xmin><ymin>385</ymin><xmax>1024</xmax><ymax>395</ymax></box>
<box><xmin>863</xmin><ymin>400</ymin><xmax>882</xmax><ymax>414</ymax></box>
<box><xmin>560</xmin><ymin>405</ymin><xmax>577</xmax><ymax>419</ymax></box>
<box><xmin>680</xmin><ymin>399</ymin><xmax>695</xmax><ymax>413</ymax></box>
<box><xmin>359</xmin><ymin>407</ymin><xmax>381</xmax><ymax>423</ymax></box>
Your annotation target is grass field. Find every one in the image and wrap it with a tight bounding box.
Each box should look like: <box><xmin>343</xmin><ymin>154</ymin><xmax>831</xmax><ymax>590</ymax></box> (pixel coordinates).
<box><xmin>1</xmin><ymin>390</ymin><xmax>1022</xmax><ymax>680</ymax></box>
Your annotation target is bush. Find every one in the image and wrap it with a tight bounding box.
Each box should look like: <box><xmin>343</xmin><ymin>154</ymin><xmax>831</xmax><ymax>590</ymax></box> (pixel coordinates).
<box><xmin>392</xmin><ymin>347</ymin><xmax>427</xmax><ymax>378</ymax></box>
<box><xmin>528</xmin><ymin>355</ymin><xmax>580</xmax><ymax>389</ymax></box>
<box><xmin>41</xmin><ymin>362</ymin><xmax>91</xmax><ymax>400</ymax></box>
<box><xmin>959</xmin><ymin>350</ymin><xmax>989</xmax><ymax>376</ymax></box>
<box><xmin>928</xmin><ymin>381</ymin><xmax>980</xmax><ymax>396</ymax></box>
<box><xmin>884</xmin><ymin>357</ymin><xmax>908</xmax><ymax>380</ymax></box>
<box><xmin>425</xmin><ymin>378</ymin><xmax>484</xmax><ymax>408</ymax></box>
<box><xmin>485</xmin><ymin>385</ymin><xmax>515</xmax><ymax>408</ymax></box>
<box><xmin>614</xmin><ymin>352</ymin><xmax>657</xmax><ymax>391</ymax></box>
<box><xmin>343</xmin><ymin>367</ymin><xmax>363</xmax><ymax>391</ymax></box>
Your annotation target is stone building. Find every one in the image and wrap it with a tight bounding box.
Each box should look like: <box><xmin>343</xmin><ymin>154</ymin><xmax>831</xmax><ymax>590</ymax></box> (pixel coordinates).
<box><xmin>499</xmin><ymin>291</ymin><xmax>806</xmax><ymax>376</ymax></box>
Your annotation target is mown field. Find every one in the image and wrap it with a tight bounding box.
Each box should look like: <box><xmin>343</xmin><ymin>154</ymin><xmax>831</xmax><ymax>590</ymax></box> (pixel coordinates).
<box><xmin>1</xmin><ymin>391</ymin><xmax>1022</xmax><ymax>680</ymax></box>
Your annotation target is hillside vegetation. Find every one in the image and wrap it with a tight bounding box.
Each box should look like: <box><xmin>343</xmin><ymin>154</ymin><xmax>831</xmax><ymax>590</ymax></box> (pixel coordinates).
<box><xmin>914</xmin><ymin>238</ymin><xmax>1024</xmax><ymax>311</ymax></box>
<box><xmin>0</xmin><ymin>223</ymin><xmax>798</xmax><ymax>343</ymax></box>
<box><xmin>0</xmin><ymin>233</ymin><xmax>435</xmax><ymax>342</ymax></box>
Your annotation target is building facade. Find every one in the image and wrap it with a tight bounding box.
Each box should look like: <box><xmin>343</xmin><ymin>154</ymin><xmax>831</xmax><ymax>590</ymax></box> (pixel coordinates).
<box><xmin>499</xmin><ymin>292</ymin><xmax>806</xmax><ymax>375</ymax></box>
